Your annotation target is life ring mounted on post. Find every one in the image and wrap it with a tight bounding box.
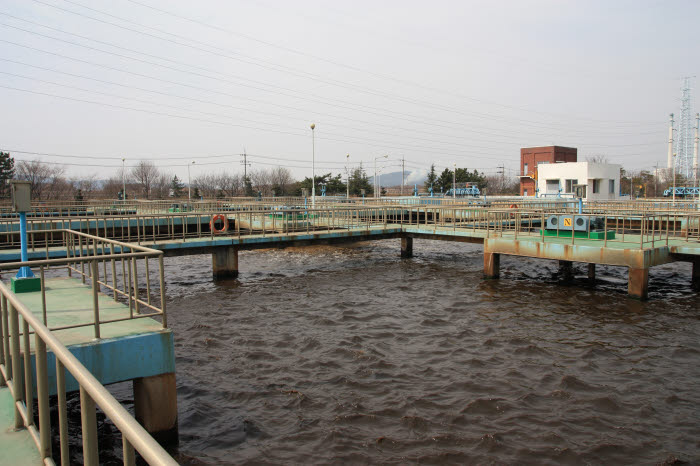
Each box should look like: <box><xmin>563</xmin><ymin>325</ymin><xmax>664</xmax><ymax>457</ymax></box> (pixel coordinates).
<box><xmin>509</xmin><ymin>203</ymin><xmax>518</xmax><ymax>219</ymax></box>
<box><xmin>210</xmin><ymin>214</ymin><xmax>229</xmax><ymax>234</ymax></box>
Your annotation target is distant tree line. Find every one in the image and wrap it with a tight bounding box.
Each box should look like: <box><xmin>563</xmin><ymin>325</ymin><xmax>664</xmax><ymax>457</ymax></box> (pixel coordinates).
<box><xmin>0</xmin><ymin>151</ymin><xmax>688</xmax><ymax>201</ymax></box>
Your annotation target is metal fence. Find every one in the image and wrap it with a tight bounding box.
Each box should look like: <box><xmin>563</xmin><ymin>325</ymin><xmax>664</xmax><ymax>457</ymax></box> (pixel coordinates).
<box><xmin>1</xmin><ymin>206</ymin><xmax>698</xmax><ymax>255</ymax></box>
<box><xmin>0</xmin><ymin>281</ymin><xmax>177</xmax><ymax>465</ymax></box>
<box><xmin>0</xmin><ymin>230</ymin><xmax>167</xmax><ymax>337</ymax></box>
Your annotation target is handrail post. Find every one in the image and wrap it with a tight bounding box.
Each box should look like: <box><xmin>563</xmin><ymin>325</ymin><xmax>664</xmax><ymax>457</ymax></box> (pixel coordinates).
<box><xmin>132</xmin><ymin>257</ymin><xmax>140</xmax><ymax>314</ymax></box>
<box><xmin>56</xmin><ymin>359</ymin><xmax>69</xmax><ymax>466</ymax></box>
<box><xmin>80</xmin><ymin>386</ymin><xmax>99</xmax><ymax>466</ymax></box>
<box><xmin>91</xmin><ymin>260</ymin><xmax>100</xmax><ymax>339</ymax></box>
<box><xmin>35</xmin><ymin>335</ymin><xmax>52</xmax><ymax>460</ymax></box>
<box><xmin>9</xmin><ymin>302</ymin><xmax>23</xmax><ymax>429</ymax></box>
<box><xmin>159</xmin><ymin>254</ymin><xmax>167</xmax><ymax>328</ymax></box>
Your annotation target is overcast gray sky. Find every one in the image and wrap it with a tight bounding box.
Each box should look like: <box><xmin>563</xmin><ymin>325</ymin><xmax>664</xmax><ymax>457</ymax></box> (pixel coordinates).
<box><xmin>0</xmin><ymin>0</ymin><xmax>697</xmax><ymax>183</ymax></box>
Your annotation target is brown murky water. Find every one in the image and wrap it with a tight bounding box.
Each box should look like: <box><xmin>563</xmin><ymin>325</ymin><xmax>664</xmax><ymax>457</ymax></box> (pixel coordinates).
<box><xmin>93</xmin><ymin>239</ymin><xmax>699</xmax><ymax>464</ymax></box>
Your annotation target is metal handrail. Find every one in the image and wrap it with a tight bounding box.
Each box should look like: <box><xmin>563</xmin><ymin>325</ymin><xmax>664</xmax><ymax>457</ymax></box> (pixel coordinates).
<box><xmin>0</xmin><ymin>229</ymin><xmax>167</xmax><ymax>336</ymax></box>
<box><xmin>0</xmin><ymin>281</ymin><xmax>177</xmax><ymax>465</ymax></box>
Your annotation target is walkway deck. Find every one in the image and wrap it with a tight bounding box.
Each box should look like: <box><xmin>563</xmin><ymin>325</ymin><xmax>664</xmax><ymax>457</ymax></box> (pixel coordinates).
<box><xmin>0</xmin><ymin>387</ymin><xmax>41</xmax><ymax>466</ymax></box>
<box><xmin>1</xmin><ymin>276</ymin><xmax>174</xmax><ymax>394</ymax></box>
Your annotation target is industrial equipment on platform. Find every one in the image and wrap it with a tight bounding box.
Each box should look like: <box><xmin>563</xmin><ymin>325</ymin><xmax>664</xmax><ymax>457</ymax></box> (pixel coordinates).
<box><xmin>546</xmin><ymin>215</ymin><xmax>605</xmax><ymax>232</ymax></box>
<box><xmin>543</xmin><ymin>214</ymin><xmax>614</xmax><ymax>239</ymax></box>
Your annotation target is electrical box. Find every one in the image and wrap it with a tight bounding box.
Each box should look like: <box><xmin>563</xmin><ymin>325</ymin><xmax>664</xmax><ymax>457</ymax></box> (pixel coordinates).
<box><xmin>301</xmin><ymin>188</ymin><xmax>308</xmax><ymax>197</ymax></box>
<box><xmin>11</xmin><ymin>180</ymin><xmax>31</xmax><ymax>212</ymax></box>
<box><xmin>573</xmin><ymin>184</ymin><xmax>586</xmax><ymax>198</ymax></box>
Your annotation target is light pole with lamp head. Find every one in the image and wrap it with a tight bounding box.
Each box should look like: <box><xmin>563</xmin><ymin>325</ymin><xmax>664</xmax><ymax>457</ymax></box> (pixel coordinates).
<box><xmin>453</xmin><ymin>163</ymin><xmax>456</xmax><ymax>199</ymax></box>
<box><xmin>346</xmin><ymin>153</ymin><xmax>350</xmax><ymax>199</ymax></box>
<box><xmin>374</xmin><ymin>154</ymin><xmax>388</xmax><ymax>198</ymax></box>
<box><xmin>121</xmin><ymin>157</ymin><xmax>126</xmax><ymax>201</ymax></box>
<box><xmin>188</xmin><ymin>160</ymin><xmax>195</xmax><ymax>201</ymax></box>
<box><xmin>672</xmin><ymin>152</ymin><xmax>676</xmax><ymax>204</ymax></box>
<box><xmin>310</xmin><ymin>123</ymin><xmax>316</xmax><ymax>208</ymax></box>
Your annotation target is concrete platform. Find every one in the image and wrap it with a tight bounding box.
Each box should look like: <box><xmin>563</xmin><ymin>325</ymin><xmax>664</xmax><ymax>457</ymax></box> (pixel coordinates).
<box><xmin>0</xmin><ymin>387</ymin><xmax>41</xmax><ymax>466</ymax></box>
<box><xmin>5</xmin><ymin>277</ymin><xmax>175</xmax><ymax>396</ymax></box>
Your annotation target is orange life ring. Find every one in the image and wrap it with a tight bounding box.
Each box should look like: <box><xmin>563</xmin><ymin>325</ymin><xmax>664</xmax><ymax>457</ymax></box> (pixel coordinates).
<box><xmin>210</xmin><ymin>214</ymin><xmax>229</xmax><ymax>234</ymax></box>
<box><xmin>509</xmin><ymin>204</ymin><xmax>518</xmax><ymax>218</ymax></box>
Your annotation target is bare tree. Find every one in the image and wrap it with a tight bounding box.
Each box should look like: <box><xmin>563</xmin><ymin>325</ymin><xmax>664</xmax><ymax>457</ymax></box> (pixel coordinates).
<box><xmin>16</xmin><ymin>160</ymin><xmax>69</xmax><ymax>199</ymax></box>
<box><xmin>269</xmin><ymin>166</ymin><xmax>293</xmax><ymax>196</ymax></box>
<box><xmin>249</xmin><ymin>168</ymin><xmax>274</xmax><ymax>196</ymax></box>
<box><xmin>586</xmin><ymin>154</ymin><xmax>609</xmax><ymax>164</ymax></box>
<box><xmin>216</xmin><ymin>172</ymin><xmax>243</xmax><ymax>197</ymax></box>
<box><xmin>71</xmin><ymin>174</ymin><xmax>99</xmax><ymax>199</ymax></box>
<box><xmin>131</xmin><ymin>161</ymin><xmax>160</xmax><ymax>199</ymax></box>
<box><xmin>193</xmin><ymin>173</ymin><xmax>219</xmax><ymax>198</ymax></box>
<box><xmin>151</xmin><ymin>173</ymin><xmax>170</xmax><ymax>199</ymax></box>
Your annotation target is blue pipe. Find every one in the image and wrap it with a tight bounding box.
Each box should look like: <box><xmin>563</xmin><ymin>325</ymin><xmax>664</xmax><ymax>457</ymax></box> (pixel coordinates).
<box><xmin>15</xmin><ymin>212</ymin><xmax>35</xmax><ymax>279</ymax></box>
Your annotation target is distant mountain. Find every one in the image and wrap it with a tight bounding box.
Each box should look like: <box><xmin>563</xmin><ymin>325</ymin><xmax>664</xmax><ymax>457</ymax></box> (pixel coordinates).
<box><xmin>370</xmin><ymin>170</ymin><xmax>427</xmax><ymax>187</ymax></box>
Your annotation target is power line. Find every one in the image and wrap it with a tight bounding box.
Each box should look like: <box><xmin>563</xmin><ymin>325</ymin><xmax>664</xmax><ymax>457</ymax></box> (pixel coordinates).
<box><xmin>17</xmin><ymin>2</ymin><xmax>664</xmax><ymax>131</ymax></box>
<box><xmin>119</xmin><ymin>0</ymin><xmax>663</xmax><ymax>126</ymax></box>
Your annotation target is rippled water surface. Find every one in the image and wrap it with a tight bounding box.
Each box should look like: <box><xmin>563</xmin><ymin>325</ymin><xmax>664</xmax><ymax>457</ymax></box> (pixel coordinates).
<box><xmin>124</xmin><ymin>240</ymin><xmax>699</xmax><ymax>464</ymax></box>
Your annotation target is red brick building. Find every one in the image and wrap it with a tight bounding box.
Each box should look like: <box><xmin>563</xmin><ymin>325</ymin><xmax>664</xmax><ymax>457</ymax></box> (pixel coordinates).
<box><xmin>519</xmin><ymin>146</ymin><xmax>577</xmax><ymax>196</ymax></box>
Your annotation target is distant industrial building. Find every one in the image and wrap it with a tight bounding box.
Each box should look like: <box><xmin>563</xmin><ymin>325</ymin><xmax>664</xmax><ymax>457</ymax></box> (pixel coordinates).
<box><xmin>537</xmin><ymin>162</ymin><xmax>622</xmax><ymax>200</ymax></box>
<box><xmin>519</xmin><ymin>145</ymin><xmax>621</xmax><ymax>199</ymax></box>
<box><xmin>519</xmin><ymin>146</ymin><xmax>577</xmax><ymax>196</ymax></box>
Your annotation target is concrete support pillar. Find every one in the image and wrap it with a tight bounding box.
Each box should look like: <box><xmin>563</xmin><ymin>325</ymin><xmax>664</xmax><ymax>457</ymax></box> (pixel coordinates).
<box><xmin>692</xmin><ymin>259</ymin><xmax>700</xmax><ymax>291</ymax></box>
<box><xmin>628</xmin><ymin>268</ymin><xmax>649</xmax><ymax>300</ymax></box>
<box><xmin>400</xmin><ymin>237</ymin><xmax>413</xmax><ymax>258</ymax></box>
<box><xmin>587</xmin><ymin>263</ymin><xmax>596</xmax><ymax>281</ymax></box>
<box><xmin>483</xmin><ymin>252</ymin><xmax>500</xmax><ymax>279</ymax></box>
<box><xmin>134</xmin><ymin>372</ymin><xmax>178</xmax><ymax>445</ymax></box>
<box><xmin>558</xmin><ymin>260</ymin><xmax>573</xmax><ymax>282</ymax></box>
<box><xmin>212</xmin><ymin>246</ymin><xmax>238</xmax><ymax>279</ymax></box>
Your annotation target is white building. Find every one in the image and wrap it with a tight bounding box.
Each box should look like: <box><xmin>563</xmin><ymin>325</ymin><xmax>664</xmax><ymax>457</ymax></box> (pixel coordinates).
<box><xmin>536</xmin><ymin>162</ymin><xmax>621</xmax><ymax>200</ymax></box>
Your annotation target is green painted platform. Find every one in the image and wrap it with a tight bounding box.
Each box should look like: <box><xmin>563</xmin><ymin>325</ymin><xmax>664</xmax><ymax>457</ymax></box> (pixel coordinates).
<box><xmin>0</xmin><ymin>387</ymin><xmax>41</xmax><ymax>466</ymax></box>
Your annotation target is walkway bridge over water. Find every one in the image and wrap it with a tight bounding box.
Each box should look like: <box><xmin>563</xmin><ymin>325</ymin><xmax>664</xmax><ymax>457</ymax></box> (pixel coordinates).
<box><xmin>0</xmin><ymin>197</ymin><xmax>699</xmax><ymax>464</ymax></box>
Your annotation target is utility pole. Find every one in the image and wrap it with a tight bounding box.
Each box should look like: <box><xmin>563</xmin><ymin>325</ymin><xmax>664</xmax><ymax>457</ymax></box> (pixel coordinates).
<box><xmin>241</xmin><ymin>150</ymin><xmax>251</xmax><ymax>180</ymax></box>
<box><xmin>497</xmin><ymin>164</ymin><xmax>505</xmax><ymax>192</ymax></box>
<box><xmin>654</xmin><ymin>162</ymin><xmax>659</xmax><ymax>198</ymax></box>
<box><xmin>401</xmin><ymin>157</ymin><xmax>405</xmax><ymax>196</ymax></box>
<box><xmin>310</xmin><ymin>123</ymin><xmax>316</xmax><ymax>208</ymax></box>
<box><xmin>346</xmin><ymin>154</ymin><xmax>350</xmax><ymax>199</ymax></box>
<box><xmin>453</xmin><ymin>163</ymin><xmax>456</xmax><ymax>199</ymax></box>
<box><xmin>121</xmin><ymin>157</ymin><xmax>126</xmax><ymax>201</ymax></box>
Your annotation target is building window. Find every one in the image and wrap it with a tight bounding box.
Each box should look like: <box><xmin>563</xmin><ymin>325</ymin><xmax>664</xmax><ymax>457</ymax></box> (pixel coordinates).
<box><xmin>592</xmin><ymin>179</ymin><xmax>601</xmax><ymax>194</ymax></box>
<box><xmin>523</xmin><ymin>163</ymin><xmax>528</xmax><ymax>175</ymax></box>
<box><xmin>546</xmin><ymin>179</ymin><xmax>560</xmax><ymax>194</ymax></box>
<box><xmin>609</xmin><ymin>179</ymin><xmax>615</xmax><ymax>194</ymax></box>
<box><xmin>524</xmin><ymin>189</ymin><xmax>528</xmax><ymax>196</ymax></box>
<box><xmin>565</xmin><ymin>179</ymin><xmax>578</xmax><ymax>193</ymax></box>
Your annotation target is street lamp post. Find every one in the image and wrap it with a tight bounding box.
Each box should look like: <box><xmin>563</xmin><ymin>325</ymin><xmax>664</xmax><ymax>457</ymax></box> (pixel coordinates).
<box><xmin>346</xmin><ymin>153</ymin><xmax>350</xmax><ymax>199</ymax></box>
<box><xmin>453</xmin><ymin>163</ymin><xmax>456</xmax><ymax>199</ymax></box>
<box><xmin>188</xmin><ymin>160</ymin><xmax>195</xmax><ymax>201</ymax></box>
<box><xmin>374</xmin><ymin>155</ymin><xmax>388</xmax><ymax>198</ymax></box>
<box><xmin>672</xmin><ymin>152</ymin><xmax>676</xmax><ymax>205</ymax></box>
<box><xmin>310</xmin><ymin>123</ymin><xmax>316</xmax><ymax>208</ymax></box>
<box><xmin>121</xmin><ymin>157</ymin><xmax>126</xmax><ymax>201</ymax></box>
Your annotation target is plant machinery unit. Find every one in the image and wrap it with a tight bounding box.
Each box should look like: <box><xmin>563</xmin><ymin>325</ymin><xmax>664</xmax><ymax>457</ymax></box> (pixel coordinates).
<box><xmin>544</xmin><ymin>214</ymin><xmax>614</xmax><ymax>239</ymax></box>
